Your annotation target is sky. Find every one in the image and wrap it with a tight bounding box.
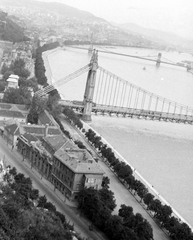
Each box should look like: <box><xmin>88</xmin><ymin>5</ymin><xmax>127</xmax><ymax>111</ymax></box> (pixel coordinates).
<box><xmin>39</xmin><ymin>0</ymin><xmax>193</xmax><ymax>39</ymax></box>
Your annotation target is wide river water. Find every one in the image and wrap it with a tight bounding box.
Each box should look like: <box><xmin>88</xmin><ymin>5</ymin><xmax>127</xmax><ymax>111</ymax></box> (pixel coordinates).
<box><xmin>44</xmin><ymin>46</ymin><xmax>193</xmax><ymax>226</ymax></box>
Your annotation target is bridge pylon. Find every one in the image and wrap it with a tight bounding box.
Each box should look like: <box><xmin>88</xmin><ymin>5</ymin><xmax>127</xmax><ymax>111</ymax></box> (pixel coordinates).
<box><xmin>82</xmin><ymin>49</ymin><xmax>98</xmax><ymax>122</ymax></box>
<box><xmin>156</xmin><ymin>53</ymin><xmax>162</xmax><ymax>67</ymax></box>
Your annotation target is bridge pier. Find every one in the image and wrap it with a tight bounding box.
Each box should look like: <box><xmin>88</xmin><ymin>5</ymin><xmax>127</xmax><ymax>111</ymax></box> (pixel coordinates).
<box><xmin>156</xmin><ymin>53</ymin><xmax>162</xmax><ymax>67</ymax></box>
<box><xmin>82</xmin><ymin>50</ymin><xmax>98</xmax><ymax>122</ymax></box>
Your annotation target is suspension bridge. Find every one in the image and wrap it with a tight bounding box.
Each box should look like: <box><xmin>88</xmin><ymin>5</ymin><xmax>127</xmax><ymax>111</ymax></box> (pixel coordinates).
<box><xmin>36</xmin><ymin>49</ymin><xmax>193</xmax><ymax>123</ymax></box>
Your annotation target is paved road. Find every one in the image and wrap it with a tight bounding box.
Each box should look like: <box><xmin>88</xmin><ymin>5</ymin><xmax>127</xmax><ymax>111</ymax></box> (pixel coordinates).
<box><xmin>0</xmin><ymin>136</ymin><xmax>108</xmax><ymax>240</ymax></box>
<box><xmin>59</xmin><ymin>116</ymin><xmax>170</xmax><ymax>240</ymax></box>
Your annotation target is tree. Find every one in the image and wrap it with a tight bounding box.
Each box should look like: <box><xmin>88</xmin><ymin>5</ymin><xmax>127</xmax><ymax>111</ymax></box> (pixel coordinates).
<box><xmin>101</xmin><ymin>176</ymin><xmax>110</xmax><ymax>189</ymax></box>
<box><xmin>119</xmin><ymin>204</ymin><xmax>134</xmax><ymax>221</ymax></box>
<box><xmin>143</xmin><ymin>193</ymin><xmax>155</xmax><ymax>209</ymax></box>
<box><xmin>0</xmin><ymin>82</ymin><xmax>6</xmax><ymax>92</ymax></box>
<box><xmin>9</xmin><ymin>167</ymin><xmax>17</xmax><ymax>176</ymax></box>
<box><xmin>30</xmin><ymin>189</ymin><xmax>39</xmax><ymax>201</ymax></box>
<box><xmin>27</xmin><ymin>95</ymin><xmax>47</xmax><ymax>124</ymax></box>
<box><xmin>104</xmin><ymin>215</ymin><xmax>124</xmax><ymax>240</ymax></box>
<box><xmin>77</xmin><ymin>188</ymin><xmax>103</xmax><ymax>221</ymax></box>
<box><xmin>37</xmin><ymin>195</ymin><xmax>47</xmax><ymax>208</ymax></box>
<box><xmin>134</xmin><ymin>215</ymin><xmax>153</xmax><ymax>240</ymax></box>
<box><xmin>135</xmin><ymin>180</ymin><xmax>148</xmax><ymax>201</ymax></box>
<box><xmin>2</xmin><ymin>70</ymin><xmax>13</xmax><ymax>81</ymax></box>
<box><xmin>149</xmin><ymin>198</ymin><xmax>162</xmax><ymax>217</ymax></box>
<box><xmin>99</xmin><ymin>188</ymin><xmax>116</xmax><ymax>212</ymax></box>
<box><xmin>2</xmin><ymin>87</ymin><xmax>32</xmax><ymax>105</ymax></box>
<box><xmin>18</xmin><ymin>76</ymin><xmax>38</xmax><ymax>92</ymax></box>
<box><xmin>156</xmin><ymin>204</ymin><xmax>172</xmax><ymax>227</ymax></box>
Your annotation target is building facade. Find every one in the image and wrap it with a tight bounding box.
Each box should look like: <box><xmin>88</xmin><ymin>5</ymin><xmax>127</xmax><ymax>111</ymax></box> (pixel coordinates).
<box><xmin>17</xmin><ymin>133</ymin><xmax>104</xmax><ymax>200</ymax></box>
<box><xmin>51</xmin><ymin>148</ymin><xmax>104</xmax><ymax>200</ymax></box>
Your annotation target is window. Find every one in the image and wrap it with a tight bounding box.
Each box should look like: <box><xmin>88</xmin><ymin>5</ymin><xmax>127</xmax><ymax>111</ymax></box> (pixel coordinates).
<box><xmin>87</xmin><ymin>178</ymin><xmax>95</xmax><ymax>184</ymax></box>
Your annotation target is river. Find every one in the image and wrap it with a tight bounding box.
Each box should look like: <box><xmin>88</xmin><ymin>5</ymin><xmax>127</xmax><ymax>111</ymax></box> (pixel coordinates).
<box><xmin>43</xmin><ymin>45</ymin><xmax>193</xmax><ymax>227</ymax></box>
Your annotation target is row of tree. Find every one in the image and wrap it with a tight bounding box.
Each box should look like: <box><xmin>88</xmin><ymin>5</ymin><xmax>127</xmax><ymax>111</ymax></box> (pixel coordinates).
<box><xmin>34</xmin><ymin>42</ymin><xmax>59</xmax><ymax>86</ymax></box>
<box><xmin>62</xmin><ymin>107</ymin><xmax>83</xmax><ymax>129</ymax></box>
<box><xmin>1</xmin><ymin>166</ymin><xmax>78</xmax><ymax>240</ymax></box>
<box><xmin>84</xmin><ymin>128</ymin><xmax>193</xmax><ymax>240</ymax></box>
<box><xmin>77</xmin><ymin>184</ymin><xmax>153</xmax><ymax>240</ymax></box>
<box><xmin>62</xmin><ymin>109</ymin><xmax>193</xmax><ymax>240</ymax></box>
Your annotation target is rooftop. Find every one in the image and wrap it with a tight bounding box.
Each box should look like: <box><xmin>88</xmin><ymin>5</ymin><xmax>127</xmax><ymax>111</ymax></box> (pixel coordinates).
<box><xmin>31</xmin><ymin>140</ymin><xmax>52</xmax><ymax>161</ymax></box>
<box><xmin>0</xmin><ymin>109</ymin><xmax>25</xmax><ymax>119</ymax></box>
<box><xmin>54</xmin><ymin>148</ymin><xmax>104</xmax><ymax>174</ymax></box>
<box><xmin>38</xmin><ymin>110</ymin><xmax>58</xmax><ymax>126</ymax></box>
<box><xmin>4</xmin><ymin>123</ymin><xmax>19</xmax><ymax>135</ymax></box>
<box><xmin>43</xmin><ymin>134</ymin><xmax>75</xmax><ymax>151</ymax></box>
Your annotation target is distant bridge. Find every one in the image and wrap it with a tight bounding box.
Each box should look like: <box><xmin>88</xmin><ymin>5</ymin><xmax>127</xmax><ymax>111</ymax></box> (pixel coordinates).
<box><xmin>35</xmin><ymin>49</ymin><xmax>193</xmax><ymax>122</ymax></box>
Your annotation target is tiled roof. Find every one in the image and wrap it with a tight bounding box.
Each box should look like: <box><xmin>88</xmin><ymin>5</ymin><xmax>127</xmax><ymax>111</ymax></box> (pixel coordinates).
<box><xmin>43</xmin><ymin>134</ymin><xmax>74</xmax><ymax>151</ymax></box>
<box><xmin>4</xmin><ymin>123</ymin><xmax>19</xmax><ymax>135</ymax></box>
<box><xmin>0</xmin><ymin>103</ymin><xmax>12</xmax><ymax>110</ymax></box>
<box><xmin>22</xmin><ymin>125</ymin><xmax>45</xmax><ymax>135</ymax></box>
<box><xmin>20</xmin><ymin>124</ymin><xmax>62</xmax><ymax>137</ymax></box>
<box><xmin>0</xmin><ymin>103</ymin><xmax>29</xmax><ymax>114</ymax></box>
<box><xmin>21</xmin><ymin>133</ymin><xmax>38</xmax><ymax>143</ymax></box>
<box><xmin>38</xmin><ymin>110</ymin><xmax>57</xmax><ymax>126</ymax></box>
<box><xmin>54</xmin><ymin>148</ymin><xmax>104</xmax><ymax>174</ymax></box>
<box><xmin>0</xmin><ymin>110</ymin><xmax>25</xmax><ymax>119</ymax></box>
<box><xmin>48</xmin><ymin>127</ymin><xmax>61</xmax><ymax>135</ymax></box>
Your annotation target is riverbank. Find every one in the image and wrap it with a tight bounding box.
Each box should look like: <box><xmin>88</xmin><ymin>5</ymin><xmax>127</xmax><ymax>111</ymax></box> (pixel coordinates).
<box><xmin>59</xmin><ymin>115</ymin><xmax>170</xmax><ymax>240</ymax></box>
<box><xmin>91</xmin><ymin>115</ymin><xmax>193</xmax><ymax>227</ymax></box>
<box><xmin>42</xmin><ymin>45</ymin><xmax>193</xmax><ymax>228</ymax></box>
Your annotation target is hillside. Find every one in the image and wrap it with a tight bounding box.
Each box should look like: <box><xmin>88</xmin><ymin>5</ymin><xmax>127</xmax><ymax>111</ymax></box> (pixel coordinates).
<box><xmin>0</xmin><ymin>0</ymin><xmax>107</xmax><ymax>23</ymax></box>
<box><xmin>114</xmin><ymin>22</ymin><xmax>193</xmax><ymax>51</ymax></box>
<box><xmin>0</xmin><ymin>0</ymin><xmax>187</xmax><ymax>50</ymax></box>
<box><xmin>0</xmin><ymin>10</ymin><xmax>30</xmax><ymax>42</ymax></box>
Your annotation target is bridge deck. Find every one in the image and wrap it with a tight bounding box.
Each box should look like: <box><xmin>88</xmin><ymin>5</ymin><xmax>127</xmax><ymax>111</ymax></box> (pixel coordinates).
<box><xmin>59</xmin><ymin>100</ymin><xmax>193</xmax><ymax>124</ymax></box>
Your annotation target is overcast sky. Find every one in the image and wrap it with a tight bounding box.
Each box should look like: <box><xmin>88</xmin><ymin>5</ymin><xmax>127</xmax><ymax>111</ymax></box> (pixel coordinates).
<box><xmin>39</xmin><ymin>0</ymin><xmax>193</xmax><ymax>39</ymax></box>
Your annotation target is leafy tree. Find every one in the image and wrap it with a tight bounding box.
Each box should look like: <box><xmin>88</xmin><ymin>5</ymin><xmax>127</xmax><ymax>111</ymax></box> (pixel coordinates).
<box><xmin>30</xmin><ymin>189</ymin><xmax>39</xmax><ymax>201</ymax></box>
<box><xmin>18</xmin><ymin>76</ymin><xmax>38</xmax><ymax>92</ymax></box>
<box><xmin>119</xmin><ymin>204</ymin><xmax>134</xmax><ymax>221</ymax></box>
<box><xmin>135</xmin><ymin>180</ymin><xmax>148</xmax><ymax>201</ymax></box>
<box><xmin>133</xmin><ymin>214</ymin><xmax>153</xmax><ymax>240</ymax></box>
<box><xmin>104</xmin><ymin>215</ymin><xmax>124</xmax><ymax>240</ymax></box>
<box><xmin>94</xmin><ymin>206</ymin><xmax>111</xmax><ymax>230</ymax></box>
<box><xmin>27</xmin><ymin>95</ymin><xmax>47</xmax><ymax>124</ymax></box>
<box><xmin>2</xmin><ymin>70</ymin><xmax>13</xmax><ymax>81</ymax></box>
<box><xmin>156</xmin><ymin>204</ymin><xmax>172</xmax><ymax>227</ymax></box>
<box><xmin>1</xmin><ymin>63</ymin><xmax>9</xmax><ymax>74</ymax></box>
<box><xmin>99</xmin><ymin>188</ymin><xmax>116</xmax><ymax>212</ymax></box>
<box><xmin>9</xmin><ymin>166</ymin><xmax>17</xmax><ymax>177</ymax></box>
<box><xmin>143</xmin><ymin>193</ymin><xmax>154</xmax><ymax>210</ymax></box>
<box><xmin>101</xmin><ymin>176</ymin><xmax>110</xmax><ymax>189</ymax></box>
<box><xmin>149</xmin><ymin>198</ymin><xmax>162</xmax><ymax>217</ymax></box>
<box><xmin>0</xmin><ymin>82</ymin><xmax>6</xmax><ymax>92</ymax></box>
<box><xmin>2</xmin><ymin>87</ymin><xmax>32</xmax><ymax>105</ymax></box>
<box><xmin>37</xmin><ymin>195</ymin><xmax>47</xmax><ymax>208</ymax></box>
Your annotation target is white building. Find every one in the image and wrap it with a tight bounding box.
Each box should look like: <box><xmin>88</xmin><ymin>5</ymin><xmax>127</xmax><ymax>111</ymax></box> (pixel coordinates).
<box><xmin>6</xmin><ymin>74</ymin><xmax>19</xmax><ymax>89</ymax></box>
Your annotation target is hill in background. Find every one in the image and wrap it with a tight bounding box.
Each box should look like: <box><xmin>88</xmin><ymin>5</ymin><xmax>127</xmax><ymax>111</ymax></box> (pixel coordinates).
<box><xmin>112</xmin><ymin>22</ymin><xmax>193</xmax><ymax>52</ymax></box>
<box><xmin>0</xmin><ymin>10</ymin><xmax>30</xmax><ymax>42</ymax></box>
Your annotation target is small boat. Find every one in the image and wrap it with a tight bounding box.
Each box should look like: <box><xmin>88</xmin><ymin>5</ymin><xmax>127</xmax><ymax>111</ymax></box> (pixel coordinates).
<box><xmin>143</xmin><ymin>67</ymin><xmax>146</xmax><ymax>70</ymax></box>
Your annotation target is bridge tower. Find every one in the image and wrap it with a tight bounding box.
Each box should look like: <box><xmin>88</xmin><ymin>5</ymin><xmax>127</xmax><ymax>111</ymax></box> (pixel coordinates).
<box><xmin>156</xmin><ymin>53</ymin><xmax>162</xmax><ymax>67</ymax></box>
<box><xmin>82</xmin><ymin>49</ymin><xmax>98</xmax><ymax>121</ymax></box>
<box><xmin>88</xmin><ymin>32</ymin><xmax>93</xmax><ymax>54</ymax></box>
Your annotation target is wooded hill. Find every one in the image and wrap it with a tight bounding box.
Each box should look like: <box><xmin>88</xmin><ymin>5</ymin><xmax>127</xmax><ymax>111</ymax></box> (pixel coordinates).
<box><xmin>0</xmin><ymin>11</ymin><xmax>30</xmax><ymax>43</ymax></box>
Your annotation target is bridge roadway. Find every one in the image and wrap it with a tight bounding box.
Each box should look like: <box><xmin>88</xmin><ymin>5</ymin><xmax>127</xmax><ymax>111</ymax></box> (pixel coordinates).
<box><xmin>59</xmin><ymin>100</ymin><xmax>193</xmax><ymax>124</ymax></box>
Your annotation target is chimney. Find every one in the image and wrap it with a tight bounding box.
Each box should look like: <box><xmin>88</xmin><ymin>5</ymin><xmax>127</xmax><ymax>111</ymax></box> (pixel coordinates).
<box><xmin>44</xmin><ymin>124</ymin><xmax>49</xmax><ymax>137</ymax></box>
